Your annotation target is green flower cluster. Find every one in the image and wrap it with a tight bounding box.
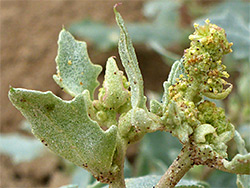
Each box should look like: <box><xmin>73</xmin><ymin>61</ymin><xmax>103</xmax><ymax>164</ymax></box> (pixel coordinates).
<box><xmin>184</xmin><ymin>19</ymin><xmax>233</xmax><ymax>99</ymax></box>
<box><xmin>162</xmin><ymin>20</ymin><xmax>235</xmax><ymax>158</ymax></box>
<box><xmin>196</xmin><ymin>100</ymin><xmax>234</xmax><ymax>158</ymax></box>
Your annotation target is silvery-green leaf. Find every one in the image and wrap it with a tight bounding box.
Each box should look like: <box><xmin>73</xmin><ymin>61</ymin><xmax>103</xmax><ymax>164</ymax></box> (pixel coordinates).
<box><xmin>103</xmin><ymin>175</ymin><xmax>161</xmax><ymax>188</ymax></box>
<box><xmin>162</xmin><ymin>59</ymin><xmax>186</xmax><ymax>108</ymax></box>
<box><xmin>167</xmin><ymin>59</ymin><xmax>185</xmax><ymax>85</ymax></box>
<box><xmin>176</xmin><ymin>179</ymin><xmax>210</xmax><ymax>188</ymax></box>
<box><xmin>194</xmin><ymin>124</ymin><xmax>216</xmax><ymax>143</ymax></box>
<box><xmin>53</xmin><ymin>29</ymin><xmax>102</xmax><ymax>99</ymax></box>
<box><xmin>203</xmin><ymin>84</ymin><xmax>233</xmax><ymax>100</ymax></box>
<box><xmin>0</xmin><ymin>133</ymin><xmax>44</xmax><ymax>164</ymax></box>
<box><xmin>8</xmin><ymin>88</ymin><xmax>117</xmax><ymax>175</ymax></box>
<box><xmin>222</xmin><ymin>154</ymin><xmax>250</xmax><ymax>174</ymax></box>
<box><xmin>124</xmin><ymin>175</ymin><xmax>160</xmax><ymax>188</ymax></box>
<box><xmin>148</xmin><ymin>40</ymin><xmax>180</xmax><ymax>64</ymax></box>
<box><xmin>118</xmin><ymin>107</ymin><xmax>161</xmax><ymax>143</ymax></box>
<box><xmin>71</xmin><ymin>167</ymin><xmax>93</xmax><ymax>188</ymax></box>
<box><xmin>234</xmin><ymin>131</ymin><xmax>250</xmax><ymax>188</ymax></box>
<box><xmin>142</xmin><ymin>0</ymin><xmax>182</xmax><ymax>46</ymax></box>
<box><xmin>87</xmin><ymin>181</ymin><xmax>105</xmax><ymax>188</ymax></box>
<box><xmin>98</xmin><ymin>57</ymin><xmax>130</xmax><ymax>110</ymax></box>
<box><xmin>59</xmin><ymin>185</ymin><xmax>78</xmax><ymax>188</ymax></box>
<box><xmin>207</xmin><ymin>170</ymin><xmax>236</xmax><ymax>188</ymax></box>
<box><xmin>150</xmin><ymin>99</ymin><xmax>163</xmax><ymax>116</ymax></box>
<box><xmin>237</xmin><ymin>175</ymin><xmax>250</xmax><ymax>188</ymax></box>
<box><xmin>114</xmin><ymin>8</ymin><xmax>146</xmax><ymax>109</ymax></box>
<box><xmin>238</xmin><ymin>124</ymin><xmax>250</xmax><ymax>151</ymax></box>
<box><xmin>103</xmin><ymin>175</ymin><xmax>209</xmax><ymax>188</ymax></box>
<box><xmin>235</xmin><ymin>130</ymin><xmax>248</xmax><ymax>155</ymax></box>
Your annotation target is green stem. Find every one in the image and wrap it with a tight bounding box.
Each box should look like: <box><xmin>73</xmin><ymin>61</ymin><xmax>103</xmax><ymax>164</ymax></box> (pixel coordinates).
<box><xmin>109</xmin><ymin>172</ymin><xmax>126</xmax><ymax>188</ymax></box>
<box><xmin>109</xmin><ymin>135</ymin><xmax>127</xmax><ymax>188</ymax></box>
<box><xmin>156</xmin><ymin>144</ymin><xmax>193</xmax><ymax>188</ymax></box>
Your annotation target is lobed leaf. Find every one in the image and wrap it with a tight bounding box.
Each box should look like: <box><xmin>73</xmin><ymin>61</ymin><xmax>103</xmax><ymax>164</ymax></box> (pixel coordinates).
<box><xmin>114</xmin><ymin>7</ymin><xmax>146</xmax><ymax>109</ymax></box>
<box><xmin>222</xmin><ymin>154</ymin><xmax>250</xmax><ymax>175</ymax></box>
<box><xmin>8</xmin><ymin>88</ymin><xmax>117</xmax><ymax>175</ymax></box>
<box><xmin>53</xmin><ymin>29</ymin><xmax>102</xmax><ymax>99</ymax></box>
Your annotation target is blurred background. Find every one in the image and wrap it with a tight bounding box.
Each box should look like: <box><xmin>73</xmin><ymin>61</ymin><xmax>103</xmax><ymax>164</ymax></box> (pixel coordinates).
<box><xmin>1</xmin><ymin>0</ymin><xmax>249</xmax><ymax>187</ymax></box>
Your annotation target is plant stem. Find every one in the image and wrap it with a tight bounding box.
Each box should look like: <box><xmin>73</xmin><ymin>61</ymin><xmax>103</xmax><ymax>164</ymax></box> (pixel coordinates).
<box><xmin>109</xmin><ymin>135</ymin><xmax>127</xmax><ymax>188</ymax></box>
<box><xmin>109</xmin><ymin>172</ymin><xmax>126</xmax><ymax>188</ymax></box>
<box><xmin>156</xmin><ymin>144</ymin><xmax>193</xmax><ymax>188</ymax></box>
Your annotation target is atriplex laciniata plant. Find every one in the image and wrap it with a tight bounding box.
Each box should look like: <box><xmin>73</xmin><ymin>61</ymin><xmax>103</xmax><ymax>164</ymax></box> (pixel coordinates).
<box><xmin>9</xmin><ymin>6</ymin><xmax>250</xmax><ymax>188</ymax></box>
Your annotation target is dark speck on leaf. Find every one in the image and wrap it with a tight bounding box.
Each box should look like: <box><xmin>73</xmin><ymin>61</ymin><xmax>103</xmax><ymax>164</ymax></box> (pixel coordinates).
<box><xmin>20</xmin><ymin>98</ymin><xmax>26</xmax><ymax>102</ymax></box>
<box><xmin>44</xmin><ymin>104</ymin><xmax>55</xmax><ymax>111</ymax></box>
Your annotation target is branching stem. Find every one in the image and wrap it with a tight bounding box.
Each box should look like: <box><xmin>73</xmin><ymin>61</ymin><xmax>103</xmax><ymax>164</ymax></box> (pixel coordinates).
<box><xmin>156</xmin><ymin>144</ymin><xmax>193</xmax><ymax>188</ymax></box>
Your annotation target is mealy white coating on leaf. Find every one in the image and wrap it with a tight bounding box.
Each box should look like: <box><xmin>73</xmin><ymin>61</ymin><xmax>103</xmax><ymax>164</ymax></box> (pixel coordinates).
<box><xmin>53</xmin><ymin>29</ymin><xmax>102</xmax><ymax>99</ymax></box>
<box><xmin>203</xmin><ymin>83</ymin><xmax>233</xmax><ymax>100</ymax></box>
<box><xmin>234</xmin><ymin>131</ymin><xmax>250</xmax><ymax>188</ymax></box>
<box><xmin>8</xmin><ymin>88</ymin><xmax>117</xmax><ymax>175</ymax></box>
<box><xmin>234</xmin><ymin>130</ymin><xmax>248</xmax><ymax>155</ymax></box>
<box><xmin>194</xmin><ymin>124</ymin><xmax>216</xmax><ymax>143</ymax></box>
<box><xmin>213</xmin><ymin>126</ymin><xmax>234</xmax><ymax>144</ymax></box>
<box><xmin>237</xmin><ymin>174</ymin><xmax>250</xmax><ymax>188</ymax></box>
<box><xmin>114</xmin><ymin>8</ymin><xmax>146</xmax><ymax>109</ymax></box>
<box><xmin>103</xmin><ymin>175</ymin><xmax>209</xmax><ymax>188</ymax></box>
<box><xmin>162</xmin><ymin>81</ymin><xmax>171</xmax><ymax>110</ymax></box>
<box><xmin>150</xmin><ymin>99</ymin><xmax>163</xmax><ymax>116</ymax></box>
<box><xmin>118</xmin><ymin>107</ymin><xmax>162</xmax><ymax>143</ymax></box>
<box><xmin>162</xmin><ymin>60</ymin><xmax>186</xmax><ymax>109</ymax></box>
<box><xmin>222</xmin><ymin>154</ymin><xmax>250</xmax><ymax>174</ymax></box>
<box><xmin>98</xmin><ymin>57</ymin><xmax>130</xmax><ymax>110</ymax></box>
<box><xmin>172</xmin><ymin>122</ymin><xmax>193</xmax><ymax>144</ymax></box>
